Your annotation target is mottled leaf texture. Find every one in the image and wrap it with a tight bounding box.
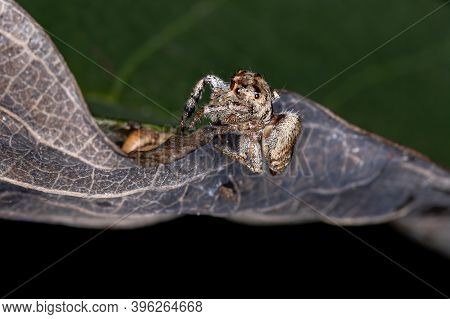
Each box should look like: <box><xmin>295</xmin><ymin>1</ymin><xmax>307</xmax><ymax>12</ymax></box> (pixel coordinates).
<box><xmin>0</xmin><ymin>0</ymin><xmax>449</xmax><ymax>255</ymax></box>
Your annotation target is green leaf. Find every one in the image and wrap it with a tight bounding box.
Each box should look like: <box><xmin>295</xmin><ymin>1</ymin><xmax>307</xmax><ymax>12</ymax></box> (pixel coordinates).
<box><xmin>17</xmin><ymin>0</ymin><xmax>450</xmax><ymax>165</ymax></box>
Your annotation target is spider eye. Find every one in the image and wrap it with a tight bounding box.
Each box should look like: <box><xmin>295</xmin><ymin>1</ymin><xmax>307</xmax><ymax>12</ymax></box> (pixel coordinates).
<box><xmin>254</xmin><ymin>93</ymin><xmax>260</xmax><ymax>99</ymax></box>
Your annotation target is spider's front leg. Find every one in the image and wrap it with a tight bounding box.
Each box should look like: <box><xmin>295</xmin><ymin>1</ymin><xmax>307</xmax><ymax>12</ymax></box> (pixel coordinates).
<box><xmin>180</xmin><ymin>75</ymin><xmax>228</xmax><ymax>132</ymax></box>
<box><xmin>130</xmin><ymin>126</ymin><xmax>217</xmax><ymax>165</ymax></box>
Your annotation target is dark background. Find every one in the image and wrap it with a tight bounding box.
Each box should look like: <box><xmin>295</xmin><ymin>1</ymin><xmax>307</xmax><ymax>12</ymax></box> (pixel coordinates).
<box><xmin>0</xmin><ymin>0</ymin><xmax>449</xmax><ymax>297</ymax></box>
<box><xmin>0</xmin><ymin>218</ymin><xmax>449</xmax><ymax>298</ymax></box>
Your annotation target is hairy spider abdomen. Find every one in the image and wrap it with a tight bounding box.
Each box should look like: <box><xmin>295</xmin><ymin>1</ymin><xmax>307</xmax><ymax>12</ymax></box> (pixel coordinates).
<box><xmin>262</xmin><ymin>113</ymin><xmax>302</xmax><ymax>174</ymax></box>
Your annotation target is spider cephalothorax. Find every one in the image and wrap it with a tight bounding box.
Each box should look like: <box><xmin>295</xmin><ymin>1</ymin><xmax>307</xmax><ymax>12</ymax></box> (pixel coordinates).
<box><xmin>180</xmin><ymin>70</ymin><xmax>301</xmax><ymax>175</ymax></box>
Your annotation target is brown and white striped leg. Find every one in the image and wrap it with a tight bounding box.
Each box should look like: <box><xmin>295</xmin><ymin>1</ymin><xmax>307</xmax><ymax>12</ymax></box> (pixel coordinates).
<box><xmin>180</xmin><ymin>75</ymin><xmax>228</xmax><ymax>132</ymax></box>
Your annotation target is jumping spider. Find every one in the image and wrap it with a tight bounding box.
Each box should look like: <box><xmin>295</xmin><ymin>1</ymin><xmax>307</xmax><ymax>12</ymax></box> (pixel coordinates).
<box><xmin>125</xmin><ymin>70</ymin><xmax>302</xmax><ymax>175</ymax></box>
<box><xmin>180</xmin><ymin>70</ymin><xmax>302</xmax><ymax>174</ymax></box>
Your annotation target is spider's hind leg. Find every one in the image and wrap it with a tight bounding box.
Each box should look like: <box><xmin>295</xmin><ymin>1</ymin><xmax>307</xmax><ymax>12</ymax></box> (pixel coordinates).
<box><xmin>214</xmin><ymin>134</ymin><xmax>264</xmax><ymax>174</ymax></box>
<box><xmin>180</xmin><ymin>75</ymin><xmax>228</xmax><ymax>132</ymax></box>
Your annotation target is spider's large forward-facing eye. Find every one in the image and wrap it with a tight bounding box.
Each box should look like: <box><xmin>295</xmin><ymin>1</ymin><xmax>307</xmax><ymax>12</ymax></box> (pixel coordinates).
<box><xmin>254</xmin><ymin>93</ymin><xmax>260</xmax><ymax>99</ymax></box>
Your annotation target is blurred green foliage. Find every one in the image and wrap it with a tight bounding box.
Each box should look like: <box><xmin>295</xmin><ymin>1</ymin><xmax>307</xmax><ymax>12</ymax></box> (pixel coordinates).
<box><xmin>17</xmin><ymin>0</ymin><xmax>450</xmax><ymax>165</ymax></box>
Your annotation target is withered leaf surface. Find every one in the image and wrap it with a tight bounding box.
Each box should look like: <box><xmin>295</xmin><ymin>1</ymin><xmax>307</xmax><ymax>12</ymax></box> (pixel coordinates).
<box><xmin>0</xmin><ymin>0</ymin><xmax>449</xmax><ymax>234</ymax></box>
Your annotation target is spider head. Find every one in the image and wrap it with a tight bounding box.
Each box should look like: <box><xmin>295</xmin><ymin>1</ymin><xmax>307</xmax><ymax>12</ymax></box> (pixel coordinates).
<box><xmin>229</xmin><ymin>70</ymin><xmax>276</xmax><ymax>123</ymax></box>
